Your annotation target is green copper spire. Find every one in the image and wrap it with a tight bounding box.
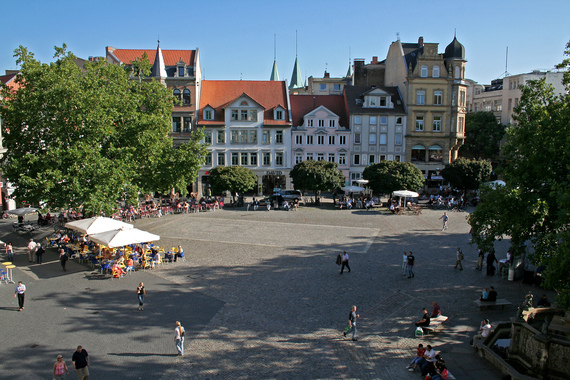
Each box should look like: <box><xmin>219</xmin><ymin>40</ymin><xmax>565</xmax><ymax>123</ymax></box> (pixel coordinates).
<box><xmin>289</xmin><ymin>56</ymin><xmax>303</xmax><ymax>90</ymax></box>
<box><xmin>270</xmin><ymin>60</ymin><xmax>280</xmax><ymax>81</ymax></box>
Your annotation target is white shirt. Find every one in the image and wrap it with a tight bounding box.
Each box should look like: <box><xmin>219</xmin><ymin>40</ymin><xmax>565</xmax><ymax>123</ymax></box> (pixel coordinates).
<box><xmin>15</xmin><ymin>284</ymin><xmax>26</xmax><ymax>294</ymax></box>
<box><xmin>403</xmin><ymin>253</ymin><xmax>408</xmax><ymax>263</ymax></box>
<box><xmin>424</xmin><ymin>349</ymin><xmax>436</xmax><ymax>362</ymax></box>
<box><xmin>342</xmin><ymin>253</ymin><xmax>349</xmax><ymax>262</ymax></box>
<box><xmin>481</xmin><ymin>323</ymin><xmax>492</xmax><ymax>337</ymax></box>
<box><xmin>28</xmin><ymin>241</ymin><xmax>37</xmax><ymax>252</ymax></box>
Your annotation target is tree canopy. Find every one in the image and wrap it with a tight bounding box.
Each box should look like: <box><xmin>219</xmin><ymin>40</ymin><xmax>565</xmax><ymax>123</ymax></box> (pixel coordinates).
<box><xmin>0</xmin><ymin>45</ymin><xmax>206</xmax><ymax>215</ymax></box>
<box><xmin>289</xmin><ymin>160</ymin><xmax>345</xmax><ymax>197</ymax></box>
<box><xmin>460</xmin><ymin>111</ymin><xmax>505</xmax><ymax>160</ymax></box>
<box><xmin>362</xmin><ymin>161</ymin><xmax>424</xmax><ymax>195</ymax></box>
<box><xmin>441</xmin><ymin>157</ymin><xmax>492</xmax><ymax>191</ymax></box>
<box><xmin>469</xmin><ymin>42</ymin><xmax>570</xmax><ymax>307</ymax></box>
<box><xmin>208</xmin><ymin>166</ymin><xmax>257</xmax><ymax>198</ymax></box>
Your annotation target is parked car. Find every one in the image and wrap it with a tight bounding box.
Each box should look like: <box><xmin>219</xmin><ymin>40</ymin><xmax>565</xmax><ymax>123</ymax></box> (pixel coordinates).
<box><xmin>279</xmin><ymin>190</ymin><xmax>303</xmax><ymax>203</ymax></box>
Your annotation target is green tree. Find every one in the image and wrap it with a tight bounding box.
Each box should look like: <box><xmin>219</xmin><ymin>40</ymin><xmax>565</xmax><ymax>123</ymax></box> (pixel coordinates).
<box><xmin>460</xmin><ymin>112</ymin><xmax>505</xmax><ymax>160</ymax></box>
<box><xmin>363</xmin><ymin>161</ymin><xmax>424</xmax><ymax>195</ymax></box>
<box><xmin>208</xmin><ymin>166</ymin><xmax>257</xmax><ymax>201</ymax></box>
<box><xmin>289</xmin><ymin>160</ymin><xmax>345</xmax><ymax>201</ymax></box>
<box><xmin>0</xmin><ymin>45</ymin><xmax>206</xmax><ymax>215</ymax></box>
<box><xmin>441</xmin><ymin>157</ymin><xmax>492</xmax><ymax>192</ymax></box>
<box><xmin>469</xmin><ymin>43</ymin><xmax>570</xmax><ymax>307</ymax></box>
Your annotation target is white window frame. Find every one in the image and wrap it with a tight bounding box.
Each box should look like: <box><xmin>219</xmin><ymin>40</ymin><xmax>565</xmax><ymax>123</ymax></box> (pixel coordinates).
<box><xmin>421</xmin><ymin>65</ymin><xmax>428</xmax><ymax>77</ymax></box>
<box><xmin>415</xmin><ymin>116</ymin><xmax>425</xmax><ymax>131</ymax></box>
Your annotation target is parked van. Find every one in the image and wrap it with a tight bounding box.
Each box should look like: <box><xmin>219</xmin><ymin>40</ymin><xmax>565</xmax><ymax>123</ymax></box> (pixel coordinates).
<box><xmin>279</xmin><ymin>190</ymin><xmax>303</xmax><ymax>203</ymax></box>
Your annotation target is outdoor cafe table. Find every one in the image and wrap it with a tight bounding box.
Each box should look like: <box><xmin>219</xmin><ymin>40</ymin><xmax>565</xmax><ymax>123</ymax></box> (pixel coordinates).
<box><xmin>3</xmin><ymin>263</ymin><xmax>15</xmax><ymax>284</ymax></box>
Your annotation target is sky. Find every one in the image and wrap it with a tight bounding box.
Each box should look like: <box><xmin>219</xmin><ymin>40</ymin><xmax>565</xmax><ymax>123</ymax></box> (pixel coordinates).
<box><xmin>1</xmin><ymin>0</ymin><xmax>569</xmax><ymax>85</ymax></box>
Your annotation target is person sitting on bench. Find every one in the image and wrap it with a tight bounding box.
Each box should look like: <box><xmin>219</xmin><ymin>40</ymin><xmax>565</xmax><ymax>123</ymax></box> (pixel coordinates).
<box><xmin>479</xmin><ymin>288</ymin><xmax>490</xmax><ymax>301</ymax></box>
<box><xmin>488</xmin><ymin>286</ymin><xmax>497</xmax><ymax>302</ymax></box>
<box><xmin>415</xmin><ymin>308</ymin><xmax>431</xmax><ymax>327</ymax></box>
<box><xmin>471</xmin><ymin>319</ymin><xmax>492</xmax><ymax>346</ymax></box>
<box><xmin>430</xmin><ymin>302</ymin><xmax>442</xmax><ymax>318</ymax></box>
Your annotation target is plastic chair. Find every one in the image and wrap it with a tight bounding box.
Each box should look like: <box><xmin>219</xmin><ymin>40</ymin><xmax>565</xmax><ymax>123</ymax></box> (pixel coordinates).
<box><xmin>126</xmin><ymin>265</ymin><xmax>135</xmax><ymax>274</ymax></box>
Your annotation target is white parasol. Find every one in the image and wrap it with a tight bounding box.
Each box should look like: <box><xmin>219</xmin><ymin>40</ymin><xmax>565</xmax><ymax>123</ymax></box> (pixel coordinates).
<box><xmin>392</xmin><ymin>190</ymin><xmax>420</xmax><ymax>198</ymax></box>
<box><xmin>342</xmin><ymin>185</ymin><xmax>366</xmax><ymax>193</ymax></box>
<box><xmin>7</xmin><ymin>207</ymin><xmax>38</xmax><ymax>216</ymax></box>
<box><xmin>65</xmin><ymin>217</ymin><xmax>133</xmax><ymax>235</ymax></box>
<box><xmin>88</xmin><ymin>227</ymin><xmax>160</xmax><ymax>248</ymax></box>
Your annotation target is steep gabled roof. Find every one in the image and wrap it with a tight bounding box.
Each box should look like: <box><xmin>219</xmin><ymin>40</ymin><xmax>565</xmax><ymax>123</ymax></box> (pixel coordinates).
<box><xmin>0</xmin><ymin>73</ymin><xmax>21</xmax><ymax>92</ymax></box>
<box><xmin>198</xmin><ymin>80</ymin><xmax>291</xmax><ymax>125</ymax></box>
<box><xmin>107</xmin><ymin>47</ymin><xmax>196</xmax><ymax>67</ymax></box>
<box><xmin>289</xmin><ymin>95</ymin><xmax>348</xmax><ymax>128</ymax></box>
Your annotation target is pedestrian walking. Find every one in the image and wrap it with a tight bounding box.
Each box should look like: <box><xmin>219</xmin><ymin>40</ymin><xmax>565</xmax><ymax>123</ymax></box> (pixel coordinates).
<box><xmin>454</xmin><ymin>247</ymin><xmax>464</xmax><ymax>270</ymax></box>
<box><xmin>175</xmin><ymin>321</ymin><xmax>185</xmax><ymax>356</ymax></box>
<box><xmin>343</xmin><ymin>305</ymin><xmax>360</xmax><ymax>341</ymax></box>
<box><xmin>486</xmin><ymin>249</ymin><xmax>498</xmax><ymax>276</ymax></box>
<box><xmin>27</xmin><ymin>238</ymin><xmax>37</xmax><ymax>262</ymax></box>
<box><xmin>402</xmin><ymin>251</ymin><xmax>408</xmax><ymax>276</ymax></box>
<box><xmin>439</xmin><ymin>212</ymin><xmax>449</xmax><ymax>231</ymax></box>
<box><xmin>53</xmin><ymin>354</ymin><xmax>69</xmax><ymax>380</ymax></box>
<box><xmin>6</xmin><ymin>241</ymin><xmax>13</xmax><ymax>261</ymax></box>
<box><xmin>71</xmin><ymin>346</ymin><xmax>89</xmax><ymax>380</ymax></box>
<box><xmin>339</xmin><ymin>251</ymin><xmax>351</xmax><ymax>274</ymax></box>
<box><xmin>14</xmin><ymin>281</ymin><xmax>26</xmax><ymax>311</ymax></box>
<box><xmin>35</xmin><ymin>243</ymin><xmax>45</xmax><ymax>264</ymax></box>
<box><xmin>137</xmin><ymin>282</ymin><xmax>145</xmax><ymax>311</ymax></box>
<box><xmin>476</xmin><ymin>249</ymin><xmax>485</xmax><ymax>270</ymax></box>
<box><xmin>407</xmin><ymin>251</ymin><xmax>415</xmax><ymax>278</ymax></box>
<box><xmin>59</xmin><ymin>248</ymin><xmax>68</xmax><ymax>271</ymax></box>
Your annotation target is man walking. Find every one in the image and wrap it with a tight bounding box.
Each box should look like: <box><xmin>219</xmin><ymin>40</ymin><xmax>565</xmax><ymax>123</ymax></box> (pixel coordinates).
<box><xmin>439</xmin><ymin>212</ymin><xmax>449</xmax><ymax>231</ymax></box>
<box><xmin>72</xmin><ymin>345</ymin><xmax>89</xmax><ymax>380</ymax></box>
<box><xmin>407</xmin><ymin>251</ymin><xmax>415</xmax><ymax>278</ymax></box>
<box><xmin>339</xmin><ymin>251</ymin><xmax>351</xmax><ymax>274</ymax></box>
<box><xmin>14</xmin><ymin>281</ymin><xmax>26</xmax><ymax>311</ymax></box>
<box><xmin>454</xmin><ymin>247</ymin><xmax>464</xmax><ymax>270</ymax></box>
<box><xmin>35</xmin><ymin>243</ymin><xmax>45</xmax><ymax>264</ymax></box>
<box><xmin>486</xmin><ymin>249</ymin><xmax>498</xmax><ymax>276</ymax></box>
<box><xmin>476</xmin><ymin>249</ymin><xmax>485</xmax><ymax>270</ymax></box>
<box><xmin>27</xmin><ymin>238</ymin><xmax>37</xmax><ymax>262</ymax></box>
<box><xmin>343</xmin><ymin>305</ymin><xmax>360</xmax><ymax>341</ymax></box>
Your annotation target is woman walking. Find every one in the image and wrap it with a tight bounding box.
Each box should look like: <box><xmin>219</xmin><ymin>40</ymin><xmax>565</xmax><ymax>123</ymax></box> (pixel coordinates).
<box><xmin>175</xmin><ymin>321</ymin><xmax>185</xmax><ymax>356</ymax></box>
<box><xmin>53</xmin><ymin>355</ymin><xmax>69</xmax><ymax>379</ymax></box>
<box><xmin>6</xmin><ymin>242</ymin><xmax>13</xmax><ymax>261</ymax></box>
<box><xmin>137</xmin><ymin>282</ymin><xmax>145</xmax><ymax>310</ymax></box>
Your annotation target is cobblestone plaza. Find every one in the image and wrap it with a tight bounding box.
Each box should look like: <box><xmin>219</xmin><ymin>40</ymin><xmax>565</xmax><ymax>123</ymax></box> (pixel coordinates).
<box><xmin>0</xmin><ymin>203</ymin><xmax>549</xmax><ymax>379</ymax></box>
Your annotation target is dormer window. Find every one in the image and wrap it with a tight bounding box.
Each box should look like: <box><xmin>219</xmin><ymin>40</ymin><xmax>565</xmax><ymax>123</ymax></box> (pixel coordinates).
<box><xmin>421</xmin><ymin>65</ymin><xmax>428</xmax><ymax>77</ymax></box>
<box><xmin>178</xmin><ymin>66</ymin><xmax>185</xmax><ymax>77</ymax></box>
<box><xmin>380</xmin><ymin>97</ymin><xmax>387</xmax><ymax>107</ymax></box>
<box><xmin>204</xmin><ymin>108</ymin><xmax>214</xmax><ymax>120</ymax></box>
<box><xmin>275</xmin><ymin>107</ymin><xmax>285</xmax><ymax>120</ymax></box>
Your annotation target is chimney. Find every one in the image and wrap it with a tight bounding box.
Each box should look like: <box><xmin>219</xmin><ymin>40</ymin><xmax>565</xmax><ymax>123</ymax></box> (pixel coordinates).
<box><xmin>324</xmin><ymin>71</ymin><xmax>330</xmax><ymax>78</ymax></box>
<box><xmin>371</xmin><ymin>56</ymin><xmax>378</xmax><ymax>64</ymax></box>
<box><xmin>418</xmin><ymin>36</ymin><xmax>424</xmax><ymax>47</ymax></box>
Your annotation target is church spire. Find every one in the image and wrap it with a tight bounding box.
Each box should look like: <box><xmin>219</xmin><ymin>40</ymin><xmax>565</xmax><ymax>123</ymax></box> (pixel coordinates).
<box><xmin>346</xmin><ymin>47</ymin><xmax>353</xmax><ymax>78</ymax></box>
<box><xmin>151</xmin><ymin>39</ymin><xmax>167</xmax><ymax>83</ymax></box>
<box><xmin>270</xmin><ymin>34</ymin><xmax>280</xmax><ymax>81</ymax></box>
<box><xmin>289</xmin><ymin>31</ymin><xmax>303</xmax><ymax>90</ymax></box>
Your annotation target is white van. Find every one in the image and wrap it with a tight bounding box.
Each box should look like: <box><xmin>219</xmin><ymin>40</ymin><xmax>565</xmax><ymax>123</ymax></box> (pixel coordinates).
<box><xmin>280</xmin><ymin>190</ymin><xmax>303</xmax><ymax>203</ymax></box>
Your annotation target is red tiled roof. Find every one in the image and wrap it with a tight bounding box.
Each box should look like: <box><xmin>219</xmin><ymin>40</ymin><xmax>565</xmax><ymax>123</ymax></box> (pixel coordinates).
<box><xmin>289</xmin><ymin>95</ymin><xmax>348</xmax><ymax>128</ymax></box>
<box><xmin>107</xmin><ymin>47</ymin><xmax>195</xmax><ymax>67</ymax></box>
<box><xmin>198</xmin><ymin>80</ymin><xmax>290</xmax><ymax>124</ymax></box>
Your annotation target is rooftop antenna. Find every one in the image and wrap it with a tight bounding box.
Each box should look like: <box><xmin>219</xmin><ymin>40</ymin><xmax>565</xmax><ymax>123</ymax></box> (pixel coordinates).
<box><xmin>396</xmin><ymin>32</ymin><xmax>400</xmax><ymax>41</ymax></box>
<box><xmin>325</xmin><ymin>62</ymin><xmax>328</xmax><ymax>72</ymax></box>
<box><xmin>497</xmin><ymin>46</ymin><xmax>510</xmax><ymax>79</ymax></box>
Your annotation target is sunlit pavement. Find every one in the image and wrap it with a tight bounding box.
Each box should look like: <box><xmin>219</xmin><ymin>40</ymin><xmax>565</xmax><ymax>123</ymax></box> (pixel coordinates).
<box><xmin>0</xmin><ymin>201</ymin><xmax>552</xmax><ymax>379</ymax></box>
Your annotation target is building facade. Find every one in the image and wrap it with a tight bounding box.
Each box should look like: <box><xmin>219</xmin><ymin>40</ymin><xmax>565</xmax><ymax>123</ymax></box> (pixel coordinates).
<box><xmin>289</xmin><ymin>95</ymin><xmax>350</xmax><ymax>183</ymax></box>
<box><xmin>344</xmin><ymin>86</ymin><xmax>407</xmax><ymax>184</ymax></box>
<box><xmin>196</xmin><ymin>80</ymin><xmax>292</xmax><ymax>195</ymax></box>
<box><xmin>385</xmin><ymin>36</ymin><xmax>467</xmax><ymax>185</ymax></box>
<box><xmin>467</xmin><ymin>70</ymin><xmax>566</xmax><ymax>125</ymax></box>
<box><xmin>106</xmin><ymin>42</ymin><xmax>202</xmax><ymax>145</ymax></box>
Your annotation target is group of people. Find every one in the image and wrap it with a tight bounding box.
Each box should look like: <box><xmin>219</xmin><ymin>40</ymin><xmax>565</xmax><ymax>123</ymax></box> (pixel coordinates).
<box><xmin>479</xmin><ymin>286</ymin><xmax>498</xmax><ymax>302</ymax></box>
<box><xmin>52</xmin><ymin>346</ymin><xmax>89</xmax><ymax>380</ymax></box>
<box><xmin>406</xmin><ymin>344</ymin><xmax>448</xmax><ymax>379</ymax></box>
<box><xmin>414</xmin><ymin>302</ymin><xmax>441</xmax><ymax>329</ymax></box>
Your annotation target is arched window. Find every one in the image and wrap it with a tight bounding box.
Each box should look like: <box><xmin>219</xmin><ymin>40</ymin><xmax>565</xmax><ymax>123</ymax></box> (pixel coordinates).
<box><xmin>183</xmin><ymin>89</ymin><xmax>191</xmax><ymax>105</ymax></box>
<box><xmin>173</xmin><ymin>89</ymin><xmax>181</xmax><ymax>105</ymax></box>
<box><xmin>454</xmin><ymin>66</ymin><xmax>460</xmax><ymax>79</ymax></box>
<box><xmin>411</xmin><ymin>145</ymin><xmax>426</xmax><ymax>162</ymax></box>
<box><xmin>429</xmin><ymin>145</ymin><xmax>443</xmax><ymax>162</ymax></box>
<box><xmin>432</xmin><ymin>65</ymin><xmax>440</xmax><ymax>78</ymax></box>
<box><xmin>420</xmin><ymin>65</ymin><xmax>428</xmax><ymax>77</ymax></box>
